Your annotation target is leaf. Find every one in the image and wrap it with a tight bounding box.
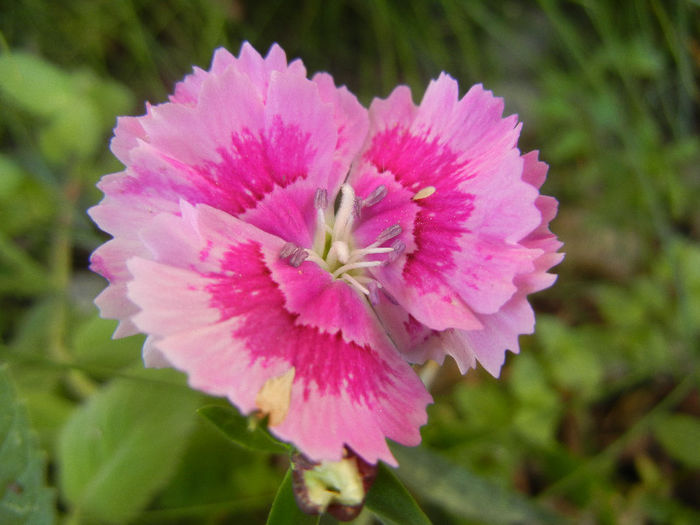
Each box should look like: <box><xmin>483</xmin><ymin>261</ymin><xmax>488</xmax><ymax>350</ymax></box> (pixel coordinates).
<box><xmin>57</xmin><ymin>369</ymin><xmax>201</xmax><ymax>524</ymax></box>
<box><xmin>0</xmin><ymin>52</ymin><xmax>74</xmax><ymax>117</ymax></box>
<box><xmin>266</xmin><ymin>468</ymin><xmax>319</xmax><ymax>525</ymax></box>
<box><xmin>197</xmin><ymin>404</ymin><xmax>290</xmax><ymax>454</ymax></box>
<box><xmin>71</xmin><ymin>315</ymin><xmax>143</xmax><ymax>375</ymax></box>
<box><xmin>0</xmin><ymin>51</ymin><xmax>133</xmax><ymax>163</ymax></box>
<box><xmin>391</xmin><ymin>445</ymin><xmax>566</xmax><ymax>525</ymax></box>
<box><xmin>365</xmin><ymin>463</ymin><xmax>432</xmax><ymax>525</ymax></box>
<box><xmin>38</xmin><ymin>98</ymin><xmax>101</xmax><ymax>162</ymax></box>
<box><xmin>653</xmin><ymin>414</ymin><xmax>700</xmax><ymax>469</ymax></box>
<box><xmin>0</xmin><ymin>365</ymin><xmax>55</xmax><ymax>525</ymax></box>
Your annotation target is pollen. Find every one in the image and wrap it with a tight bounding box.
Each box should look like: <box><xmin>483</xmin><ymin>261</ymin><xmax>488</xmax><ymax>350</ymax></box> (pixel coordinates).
<box><xmin>413</xmin><ymin>186</ymin><xmax>436</xmax><ymax>200</ymax></box>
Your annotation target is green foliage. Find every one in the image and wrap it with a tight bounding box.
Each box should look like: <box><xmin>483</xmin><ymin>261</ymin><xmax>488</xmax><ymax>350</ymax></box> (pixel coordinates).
<box><xmin>392</xmin><ymin>445</ymin><xmax>564</xmax><ymax>524</ymax></box>
<box><xmin>365</xmin><ymin>463</ymin><xmax>432</xmax><ymax>525</ymax></box>
<box><xmin>653</xmin><ymin>414</ymin><xmax>700</xmax><ymax>469</ymax></box>
<box><xmin>0</xmin><ymin>365</ymin><xmax>55</xmax><ymax>525</ymax></box>
<box><xmin>0</xmin><ymin>52</ymin><xmax>132</xmax><ymax>163</ymax></box>
<box><xmin>1</xmin><ymin>0</ymin><xmax>699</xmax><ymax>523</ymax></box>
<box><xmin>198</xmin><ymin>404</ymin><xmax>291</xmax><ymax>454</ymax></box>
<box><xmin>57</xmin><ymin>369</ymin><xmax>200</xmax><ymax>524</ymax></box>
<box><xmin>70</xmin><ymin>316</ymin><xmax>143</xmax><ymax>376</ymax></box>
<box><xmin>266</xmin><ymin>469</ymin><xmax>320</xmax><ymax>525</ymax></box>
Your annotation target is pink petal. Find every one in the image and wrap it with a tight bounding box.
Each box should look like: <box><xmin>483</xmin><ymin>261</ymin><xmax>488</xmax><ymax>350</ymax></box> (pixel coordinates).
<box><xmin>90</xmin><ymin>43</ymin><xmax>368</xmax><ymax>339</ymax></box>
<box><xmin>355</xmin><ymin>74</ymin><xmax>547</xmax><ymax>328</ymax></box>
<box><xmin>312</xmin><ymin>72</ymin><xmax>370</xmax><ymax>192</ymax></box>
<box><xmin>457</xmin><ymin>296</ymin><xmax>536</xmax><ymax>376</ymax></box>
<box><xmin>170</xmin><ymin>66</ymin><xmax>209</xmax><ymax>105</ymax></box>
<box><xmin>142</xmin><ymin>336</ymin><xmax>172</xmax><ymax>368</ymax></box>
<box><xmin>126</xmin><ymin>203</ymin><xmax>430</xmax><ymax>465</ymax></box>
<box><xmin>111</xmin><ymin>116</ymin><xmax>147</xmax><ymax>164</ymax></box>
<box><xmin>350</xmin><ymin>164</ymin><xmax>419</xmax><ymax>256</ymax></box>
<box><xmin>89</xmin><ymin>237</ymin><xmax>151</xmax><ymax>337</ymax></box>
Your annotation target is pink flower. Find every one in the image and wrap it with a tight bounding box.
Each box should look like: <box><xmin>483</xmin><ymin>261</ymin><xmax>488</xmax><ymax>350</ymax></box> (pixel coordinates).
<box><xmin>89</xmin><ymin>43</ymin><xmax>561</xmax><ymax>466</ymax></box>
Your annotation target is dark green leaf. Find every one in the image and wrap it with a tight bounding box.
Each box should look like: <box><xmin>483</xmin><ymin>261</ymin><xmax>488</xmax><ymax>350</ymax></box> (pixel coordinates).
<box><xmin>197</xmin><ymin>404</ymin><xmax>289</xmax><ymax>454</ymax></box>
<box><xmin>392</xmin><ymin>445</ymin><xmax>566</xmax><ymax>525</ymax></box>
<box><xmin>58</xmin><ymin>369</ymin><xmax>200</xmax><ymax>524</ymax></box>
<box><xmin>365</xmin><ymin>463</ymin><xmax>431</xmax><ymax>525</ymax></box>
<box><xmin>0</xmin><ymin>365</ymin><xmax>55</xmax><ymax>525</ymax></box>
<box><xmin>266</xmin><ymin>468</ymin><xmax>319</xmax><ymax>525</ymax></box>
<box><xmin>653</xmin><ymin>414</ymin><xmax>700</xmax><ymax>469</ymax></box>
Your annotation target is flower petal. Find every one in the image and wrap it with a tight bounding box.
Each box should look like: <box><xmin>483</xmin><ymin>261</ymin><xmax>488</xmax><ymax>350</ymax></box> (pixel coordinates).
<box><xmin>312</xmin><ymin>72</ymin><xmax>369</xmax><ymax>192</ymax></box>
<box><xmin>90</xmin><ymin>43</ymin><xmax>366</xmax><ymax>337</ymax></box>
<box><xmin>356</xmin><ymin>74</ymin><xmax>545</xmax><ymax>329</ymax></box>
<box><xmin>126</xmin><ymin>203</ymin><xmax>430</xmax><ymax>465</ymax></box>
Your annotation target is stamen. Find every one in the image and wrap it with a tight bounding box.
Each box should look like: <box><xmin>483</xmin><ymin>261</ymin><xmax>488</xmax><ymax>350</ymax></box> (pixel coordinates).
<box><xmin>332</xmin><ymin>185</ymin><xmax>356</xmax><ymax>243</ymax></box>
<box><xmin>313</xmin><ymin>209</ymin><xmax>328</xmax><ymax>254</ymax></box>
<box><xmin>302</xmin><ymin>183</ymin><xmax>406</xmax><ymax>302</ymax></box>
<box><xmin>362</xmin><ymin>185</ymin><xmax>387</xmax><ymax>207</ymax></box>
<box><xmin>353</xmin><ymin>198</ymin><xmax>362</xmax><ymax>218</ymax></box>
<box><xmin>367</xmin><ymin>281</ymin><xmax>380</xmax><ymax>305</ymax></box>
<box><xmin>331</xmin><ymin>260</ymin><xmax>382</xmax><ymax>278</ymax></box>
<box><xmin>376</xmin><ymin>224</ymin><xmax>403</xmax><ymax>244</ymax></box>
<box><xmin>280</xmin><ymin>242</ymin><xmax>297</xmax><ymax>259</ymax></box>
<box><xmin>384</xmin><ymin>240</ymin><xmax>406</xmax><ymax>265</ymax></box>
<box><xmin>331</xmin><ymin>241</ymin><xmax>350</xmax><ymax>264</ymax></box>
<box><xmin>341</xmin><ymin>273</ymin><xmax>370</xmax><ymax>295</ymax></box>
<box><xmin>290</xmin><ymin>247</ymin><xmax>309</xmax><ymax>268</ymax></box>
<box><xmin>346</xmin><ymin>246</ymin><xmax>394</xmax><ymax>263</ymax></box>
<box><xmin>304</xmin><ymin>250</ymin><xmax>329</xmax><ymax>270</ymax></box>
<box><xmin>314</xmin><ymin>188</ymin><xmax>328</xmax><ymax>210</ymax></box>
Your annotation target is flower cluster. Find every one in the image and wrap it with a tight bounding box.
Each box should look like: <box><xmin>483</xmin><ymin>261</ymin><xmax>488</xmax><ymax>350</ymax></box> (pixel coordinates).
<box><xmin>89</xmin><ymin>42</ymin><xmax>562</xmax><ymax>467</ymax></box>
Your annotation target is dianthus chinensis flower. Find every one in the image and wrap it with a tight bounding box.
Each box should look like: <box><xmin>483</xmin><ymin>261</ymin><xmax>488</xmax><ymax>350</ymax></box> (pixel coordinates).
<box><xmin>89</xmin><ymin>43</ymin><xmax>562</xmax><ymax>466</ymax></box>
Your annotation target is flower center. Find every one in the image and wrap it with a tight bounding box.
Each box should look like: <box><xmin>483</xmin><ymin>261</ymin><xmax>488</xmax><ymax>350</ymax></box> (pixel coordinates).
<box><xmin>279</xmin><ymin>184</ymin><xmax>404</xmax><ymax>302</ymax></box>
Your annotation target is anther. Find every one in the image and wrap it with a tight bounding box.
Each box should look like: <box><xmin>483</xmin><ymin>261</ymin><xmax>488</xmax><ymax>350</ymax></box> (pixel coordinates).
<box><xmin>353</xmin><ymin>197</ymin><xmax>362</xmax><ymax>218</ymax></box>
<box><xmin>384</xmin><ymin>240</ymin><xmax>406</xmax><ymax>265</ymax></box>
<box><xmin>280</xmin><ymin>242</ymin><xmax>297</xmax><ymax>259</ymax></box>
<box><xmin>367</xmin><ymin>281</ymin><xmax>380</xmax><ymax>305</ymax></box>
<box><xmin>290</xmin><ymin>247</ymin><xmax>309</xmax><ymax>268</ymax></box>
<box><xmin>362</xmin><ymin>185</ymin><xmax>387</xmax><ymax>207</ymax></box>
<box><xmin>376</xmin><ymin>224</ymin><xmax>403</xmax><ymax>244</ymax></box>
<box><xmin>314</xmin><ymin>188</ymin><xmax>328</xmax><ymax>210</ymax></box>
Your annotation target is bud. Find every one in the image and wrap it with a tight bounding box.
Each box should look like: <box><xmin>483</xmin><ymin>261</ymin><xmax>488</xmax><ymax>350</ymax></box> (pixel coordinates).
<box><xmin>291</xmin><ymin>448</ymin><xmax>378</xmax><ymax>521</ymax></box>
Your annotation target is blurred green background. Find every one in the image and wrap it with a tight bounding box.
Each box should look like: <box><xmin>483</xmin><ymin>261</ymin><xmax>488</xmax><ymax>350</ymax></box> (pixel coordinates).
<box><xmin>1</xmin><ymin>1</ymin><xmax>699</xmax><ymax>524</ymax></box>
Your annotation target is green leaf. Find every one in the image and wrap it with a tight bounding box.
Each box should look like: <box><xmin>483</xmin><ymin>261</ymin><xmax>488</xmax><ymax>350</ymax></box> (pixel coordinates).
<box><xmin>653</xmin><ymin>414</ymin><xmax>700</xmax><ymax>469</ymax></box>
<box><xmin>0</xmin><ymin>52</ymin><xmax>74</xmax><ymax>117</ymax></box>
<box><xmin>266</xmin><ymin>468</ymin><xmax>319</xmax><ymax>525</ymax></box>
<box><xmin>365</xmin><ymin>463</ymin><xmax>431</xmax><ymax>525</ymax></box>
<box><xmin>58</xmin><ymin>369</ymin><xmax>201</xmax><ymax>524</ymax></box>
<box><xmin>0</xmin><ymin>154</ymin><xmax>24</xmax><ymax>197</ymax></box>
<box><xmin>392</xmin><ymin>445</ymin><xmax>566</xmax><ymax>525</ymax></box>
<box><xmin>0</xmin><ymin>365</ymin><xmax>55</xmax><ymax>525</ymax></box>
<box><xmin>0</xmin><ymin>51</ymin><xmax>133</xmax><ymax>163</ymax></box>
<box><xmin>38</xmin><ymin>98</ymin><xmax>101</xmax><ymax>162</ymax></box>
<box><xmin>197</xmin><ymin>404</ymin><xmax>290</xmax><ymax>454</ymax></box>
<box><xmin>71</xmin><ymin>315</ymin><xmax>143</xmax><ymax>375</ymax></box>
